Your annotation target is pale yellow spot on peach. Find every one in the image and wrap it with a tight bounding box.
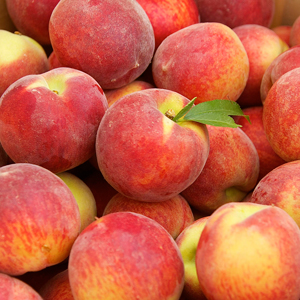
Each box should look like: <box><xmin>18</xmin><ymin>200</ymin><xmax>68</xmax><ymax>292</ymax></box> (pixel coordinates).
<box><xmin>157</xmin><ymin>93</ymin><xmax>186</xmax><ymax>115</ymax></box>
<box><xmin>0</xmin><ymin>31</ymin><xmax>44</xmax><ymax>65</ymax></box>
<box><xmin>162</xmin><ymin>117</ymin><xmax>174</xmax><ymax>143</ymax></box>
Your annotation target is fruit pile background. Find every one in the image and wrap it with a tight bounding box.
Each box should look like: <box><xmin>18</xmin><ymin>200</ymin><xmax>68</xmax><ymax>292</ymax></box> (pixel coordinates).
<box><xmin>1</xmin><ymin>0</ymin><xmax>300</xmax><ymax>299</ymax></box>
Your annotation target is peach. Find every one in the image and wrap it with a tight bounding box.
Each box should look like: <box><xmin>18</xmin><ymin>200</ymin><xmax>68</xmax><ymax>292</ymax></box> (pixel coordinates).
<box><xmin>39</xmin><ymin>269</ymin><xmax>73</xmax><ymax>300</ymax></box>
<box><xmin>194</xmin><ymin>0</ymin><xmax>275</xmax><ymax>28</ymax></box>
<box><xmin>103</xmin><ymin>193</ymin><xmax>194</xmax><ymax>239</ymax></box>
<box><xmin>290</xmin><ymin>15</ymin><xmax>300</xmax><ymax>46</ymax></box>
<box><xmin>272</xmin><ymin>25</ymin><xmax>292</xmax><ymax>46</ymax></box>
<box><xmin>0</xmin><ymin>30</ymin><xmax>49</xmax><ymax>97</ymax></box>
<box><xmin>152</xmin><ymin>22</ymin><xmax>249</xmax><ymax>104</ymax></box>
<box><xmin>104</xmin><ymin>80</ymin><xmax>154</xmax><ymax>107</ymax></box>
<box><xmin>196</xmin><ymin>202</ymin><xmax>300</xmax><ymax>300</ymax></box>
<box><xmin>0</xmin><ymin>163</ymin><xmax>81</xmax><ymax>276</ymax></box>
<box><xmin>136</xmin><ymin>0</ymin><xmax>199</xmax><ymax>49</ymax></box>
<box><xmin>263</xmin><ymin>67</ymin><xmax>300</xmax><ymax>162</ymax></box>
<box><xmin>249</xmin><ymin>160</ymin><xmax>300</xmax><ymax>228</ymax></box>
<box><xmin>234</xmin><ymin>106</ymin><xmax>285</xmax><ymax>181</ymax></box>
<box><xmin>5</xmin><ymin>0</ymin><xmax>60</xmax><ymax>45</ymax></box>
<box><xmin>0</xmin><ymin>67</ymin><xmax>108</xmax><ymax>174</ymax></box>
<box><xmin>68</xmin><ymin>212</ymin><xmax>185</xmax><ymax>299</ymax></box>
<box><xmin>0</xmin><ymin>272</ymin><xmax>43</xmax><ymax>299</ymax></box>
<box><xmin>176</xmin><ymin>217</ymin><xmax>209</xmax><ymax>300</ymax></box>
<box><xmin>57</xmin><ymin>172</ymin><xmax>97</xmax><ymax>232</ymax></box>
<box><xmin>96</xmin><ymin>88</ymin><xmax>210</xmax><ymax>202</ymax></box>
<box><xmin>181</xmin><ymin>125</ymin><xmax>259</xmax><ymax>215</ymax></box>
<box><xmin>233</xmin><ymin>24</ymin><xmax>289</xmax><ymax>107</ymax></box>
<box><xmin>49</xmin><ymin>0</ymin><xmax>155</xmax><ymax>89</ymax></box>
<box><xmin>260</xmin><ymin>45</ymin><xmax>300</xmax><ymax>103</ymax></box>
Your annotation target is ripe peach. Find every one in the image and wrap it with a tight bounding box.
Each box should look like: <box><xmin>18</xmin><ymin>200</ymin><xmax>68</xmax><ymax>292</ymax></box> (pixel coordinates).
<box><xmin>103</xmin><ymin>193</ymin><xmax>194</xmax><ymax>239</ymax></box>
<box><xmin>96</xmin><ymin>88</ymin><xmax>210</xmax><ymax>202</ymax></box>
<box><xmin>152</xmin><ymin>22</ymin><xmax>249</xmax><ymax>104</ymax></box>
<box><xmin>0</xmin><ymin>163</ymin><xmax>81</xmax><ymax>276</ymax></box>
<box><xmin>68</xmin><ymin>212</ymin><xmax>185</xmax><ymax>299</ymax></box>
<box><xmin>49</xmin><ymin>0</ymin><xmax>155</xmax><ymax>89</ymax></box>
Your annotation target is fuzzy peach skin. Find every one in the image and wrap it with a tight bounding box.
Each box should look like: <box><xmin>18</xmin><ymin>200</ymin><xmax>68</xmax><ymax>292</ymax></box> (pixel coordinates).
<box><xmin>196</xmin><ymin>202</ymin><xmax>300</xmax><ymax>300</ymax></box>
<box><xmin>0</xmin><ymin>272</ymin><xmax>43</xmax><ymax>300</ymax></box>
<box><xmin>290</xmin><ymin>15</ymin><xmax>300</xmax><ymax>47</ymax></box>
<box><xmin>0</xmin><ymin>30</ymin><xmax>49</xmax><ymax>97</ymax></box>
<box><xmin>0</xmin><ymin>67</ymin><xmax>108</xmax><ymax>174</ymax></box>
<box><xmin>194</xmin><ymin>0</ymin><xmax>275</xmax><ymax>28</ymax></box>
<box><xmin>181</xmin><ymin>125</ymin><xmax>259</xmax><ymax>215</ymax></box>
<box><xmin>104</xmin><ymin>80</ymin><xmax>154</xmax><ymax>107</ymax></box>
<box><xmin>0</xmin><ymin>163</ymin><xmax>81</xmax><ymax>276</ymax></box>
<box><xmin>263</xmin><ymin>67</ymin><xmax>300</xmax><ymax>162</ymax></box>
<box><xmin>5</xmin><ymin>0</ymin><xmax>60</xmax><ymax>45</ymax></box>
<box><xmin>136</xmin><ymin>0</ymin><xmax>199</xmax><ymax>49</ymax></box>
<box><xmin>176</xmin><ymin>217</ymin><xmax>209</xmax><ymax>300</ymax></box>
<box><xmin>57</xmin><ymin>172</ymin><xmax>97</xmax><ymax>233</ymax></box>
<box><xmin>39</xmin><ymin>269</ymin><xmax>73</xmax><ymax>300</ymax></box>
<box><xmin>152</xmin><ymin>22</ymin><xmax>249</xmax><ymax>105</ymax></box>
<box><xmin>68</xmin><ymin>212</ymin><xmax>185</xmax><ymax>300</ymax></box>
<box><xmin>49</xmin><ymin>0</ymin><xmax>155</xmax><ymax>90</ymax></box>
<box><xmin>96</xmin><ymin>88</ymin><xmax>210</xmax><ymax>202</ymax></box>
<box><xmin>234</xmin><ymin>106</ymin><xmax>285</xmax><ymax>181</ymax></box>
<box><xmin>260</xmin><ymin>45</ymin><xmax>300</xmax><ymax>103</ymax></box>
<box><xmin>249</xmin><ymin>160</ymin><xmax>300</xmax><ymax>228</ymax></box>
<box><xmin>272</xmin><ymin>25</ymin><xmax>292</xmax><ymax>46</ymax></box>
<box><xmin>103</xmin><ymin>193</ymin><xmax>194</xmax><ymax>239</ymax></box>
<box><xmin>233</xmin><ymin>24</ymin><xmax>289</xmax><ymax>108</ymax></box>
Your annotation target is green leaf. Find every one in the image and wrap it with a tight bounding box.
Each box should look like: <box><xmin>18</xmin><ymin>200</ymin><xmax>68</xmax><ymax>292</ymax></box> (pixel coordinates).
<box><xmin>175</xmin><ymin>99</ymin><xmax>250</xmax><ymax>128</ymax></box>
<box><xmin>173</xmin><ymin>97</ymin><xmax>196</xmax><ymax>122</ymax></box>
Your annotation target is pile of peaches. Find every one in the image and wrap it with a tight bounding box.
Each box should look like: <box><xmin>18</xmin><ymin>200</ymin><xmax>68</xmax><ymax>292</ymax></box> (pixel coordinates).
<box><xmin>1</xmin><ymin>0</ymin><xmax>300</xmax><ymax>299</ymax></box>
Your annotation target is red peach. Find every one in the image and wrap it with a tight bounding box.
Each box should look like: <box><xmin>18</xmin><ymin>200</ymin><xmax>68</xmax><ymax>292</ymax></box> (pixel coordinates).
<box><xmin>136</xmin><ymin>0</ymin><xmax>200</xmax><ymax>49</ymax></box>
<box><xmin>104</xmin><ymin>80</ymin><xmax>154</xmax><ymax>107</ymax></box>
<box><xmin>152</xmin><ymin>22</ymin><xmax>249</xmax><ymax>104</ymax></box>
<box><xmin>49</xmin><ymin>0</ymin><xmax>155</xmax><ymax>89</ymax></box>
<box><xmin>0</xmin><ymin>163</ymin><xmax>81</xmax><ymax>276</ymax></box>
<box><xmin>0</xmin><ymin>273</ymin><xmax>43</xmax><ymax>299</ymax></box>
<box><xmin>233</xmin><ymin>24</ymin><xmax>289</xmax><ymax>107</ymax></box>
<box><xmin>0</xmin><ymin>67</ymin><xmax>108</xmax><ymax>174</ymax></box>
<box><xmin>103</xmin><ymin>193</ymin><xmax>194</xmax><ymax>239</ymax></box>
<box><xmin>5</xmin><ymin>0</ymin><xmax>60</xmax><ymax>45</ymax></box>
<box><xmin>234</xmin><ymin>106</ymin><xmax>285</xmax><ymax>181</ymax></box>
<box><xmin>260</xmin><ymin>45</ymin><xmax>300</xmax><ymax>103</ymax></box>
<box><xmin>194</xmin><ymin>0</ymin><xmax>275</xmax><ymax>28</ymax></box>
<box><xmin>68</xmin><ymin>212</ymin><xmax>185</xmax><ymax>299</ymax></box>
<box><xmin>196</xmin><ymin>202</ymin><xmax>300</xmax><ymax>300</ymax></box>
<box><xmin>96</xmin><ymin>88</ymin><xmax>210</xmax><ymax>202</ymax></box>
<box><xmin>181</xmin><ymin>125</ymin><xmax>259</xmax><ymax>215</ymax></box>
<box><xmin>249</xmin><ymin>160</ymin><xmax>300</xmax><ymax>228</ymax></box>
<box><xmin>263</xmin><ymin>67</ymin><xmax>300</xmax><ymax>162</ymax></box>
